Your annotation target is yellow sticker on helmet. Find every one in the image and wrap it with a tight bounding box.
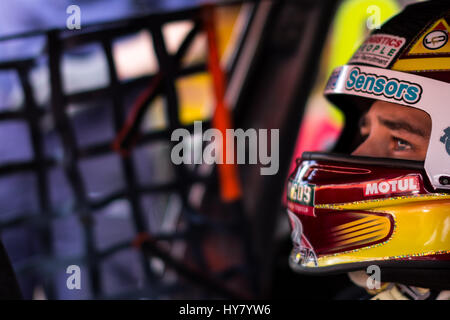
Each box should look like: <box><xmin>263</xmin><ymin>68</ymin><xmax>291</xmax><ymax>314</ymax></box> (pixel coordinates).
<box><xmin>392</xmin><ymin>18</ymin><xmax>450</xmax><ymax>72</ymax></box>
<box><xmin>408</xmin><ymin>18</ymin><xmax>450</xmax><ymax>55</ymax></box>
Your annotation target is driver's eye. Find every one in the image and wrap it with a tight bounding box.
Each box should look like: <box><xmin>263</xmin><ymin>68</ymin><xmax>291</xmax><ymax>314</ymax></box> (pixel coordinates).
<box><xmin>393</xmin><ymin>137</ymin><xmax>412</xmax><ymax>151</ymax></box>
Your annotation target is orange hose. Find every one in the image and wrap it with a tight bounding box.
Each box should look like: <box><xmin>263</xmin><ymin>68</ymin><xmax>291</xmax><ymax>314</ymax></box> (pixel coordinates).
<box><xmin>204</xmin><ymin>5</ymin><xmax>242</xmax><ymax>202</ymax></box>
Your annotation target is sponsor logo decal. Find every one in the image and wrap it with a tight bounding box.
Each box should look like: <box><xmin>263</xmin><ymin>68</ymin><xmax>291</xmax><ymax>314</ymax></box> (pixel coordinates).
<box><xmin>407</xmin><ymin>18</ymin><xmax>450</xmax><ymax>55</ymax></box>
<box><xmin>423</xmin><ymin>30</ymin><xmax>448</xmax><ymax>50</ymax></box>
<box><xmin>440</xmin><ymin>127</ymin><xmax>450</xmax><ymax>156</ymax></box>
<box><xmin>345</xmin><ymin>67</ymin><xmax>422</xmax><ymax>104</ymax></box>
<box><xmin>287</xmin><ymin>181</ymin><xmax>314</xmax><ymax>206</ymax></box>
<box><xmin>364</xmin><ymin>176</ymin><xmax>420</xmax><ymax>196</ymax></box>
<box><xmin>287</xmin><ymin>181</ymin><xmax>315</xmax><ymax>216</ymax></box>
<box><xmin>325</xmin><ymin>68</ymin><xmax>341</xmax><ymax>91</ymax></box>
<box><xmin>393</xmin><ymin>19</ymin><xmax>450</xmax><ymax>72</ymax></box>
<box><xmin>349</xmin><ymin>34</ymin><xmax>406</xmax><ymax>68</ymax></box>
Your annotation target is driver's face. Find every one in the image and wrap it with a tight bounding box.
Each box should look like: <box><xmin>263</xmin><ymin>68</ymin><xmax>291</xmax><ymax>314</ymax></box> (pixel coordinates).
<box><xmin>351</xmin><ymin>100</ymin><xmax>432</xmax><ymax>161</ymax></box>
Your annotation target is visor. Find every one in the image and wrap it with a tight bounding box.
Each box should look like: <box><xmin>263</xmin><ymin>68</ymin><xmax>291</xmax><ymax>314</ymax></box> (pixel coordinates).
<box><xmin>324</xmin><ymin>64</ymin><xmax>450</xmax><ymax>191</ymax></box>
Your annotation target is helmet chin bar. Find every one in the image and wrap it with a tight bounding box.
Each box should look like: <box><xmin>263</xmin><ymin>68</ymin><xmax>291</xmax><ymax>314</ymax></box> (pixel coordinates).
<box><xmin>286</xmin><ymin>152</ymin><xmax>450</xmax><ymax>289</ymax></box>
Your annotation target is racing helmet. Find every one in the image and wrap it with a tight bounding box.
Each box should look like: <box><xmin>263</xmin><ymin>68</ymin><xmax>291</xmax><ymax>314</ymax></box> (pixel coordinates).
<box><xmin>287</xmin><ymin>0</ymin><xmax>450</xmax><ymax>289</ymax></box>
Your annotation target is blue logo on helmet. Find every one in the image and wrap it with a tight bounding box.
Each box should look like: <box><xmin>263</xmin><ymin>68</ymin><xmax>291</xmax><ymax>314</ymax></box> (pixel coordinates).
<box><xmin>441</xmin><ymin>127</ymin><xmax>450</xmax><ymax>156</ymax></box>
<box><xmin>345</xmin><ymin>67</ymin><xmax>422</xmax><ymax>104</ymax></box>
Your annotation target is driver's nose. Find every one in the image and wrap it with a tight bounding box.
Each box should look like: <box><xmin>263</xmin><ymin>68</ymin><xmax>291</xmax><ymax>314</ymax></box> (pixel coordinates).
<box><xmin>351</xmin><ymin>134</ymin><xmax>389</xmax><ymax>158</ymax></box>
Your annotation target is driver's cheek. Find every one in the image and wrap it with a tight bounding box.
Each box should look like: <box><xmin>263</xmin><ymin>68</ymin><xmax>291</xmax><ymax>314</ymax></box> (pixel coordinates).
<box><xmin>351</xmin><ymin>133</ymin><xmax>391</xmax><ymax>158</ymax></box>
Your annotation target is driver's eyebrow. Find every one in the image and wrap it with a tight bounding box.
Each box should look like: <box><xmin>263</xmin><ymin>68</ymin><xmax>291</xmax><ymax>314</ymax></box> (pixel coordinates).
<box><xmin>377</xmin><ymin>115</ymin><xmax>428</xmax><ymax>138</ymax></box>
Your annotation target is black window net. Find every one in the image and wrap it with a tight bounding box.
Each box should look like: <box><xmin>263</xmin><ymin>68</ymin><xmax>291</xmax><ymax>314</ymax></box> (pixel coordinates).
<box><xmin>0</xmin><ymin>2</ymin><xmax>258</xmax><ymax>300</ymax></box>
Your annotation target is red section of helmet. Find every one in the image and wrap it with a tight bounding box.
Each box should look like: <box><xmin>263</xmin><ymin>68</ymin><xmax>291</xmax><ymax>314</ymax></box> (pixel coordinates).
<box><xmin>298</xmin><ymin>209</ymin><xmax>395</xmax><ymax>256</ymax></box>
<box><xmin>289</xmin><ymin>161</ymin><xmax>428</xmax><ymax>207</ymax></box>
<box><xmin>286</xmin><ymin>158</ymin><xmax>430</xmax><ymax>257</ymax></box>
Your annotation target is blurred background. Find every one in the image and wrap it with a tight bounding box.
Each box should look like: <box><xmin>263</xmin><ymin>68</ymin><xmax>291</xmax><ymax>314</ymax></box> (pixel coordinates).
<box><xmin>0</xmin><ymin>0</ymin><xmax>424</xmax><ymax>300</ymax></box>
